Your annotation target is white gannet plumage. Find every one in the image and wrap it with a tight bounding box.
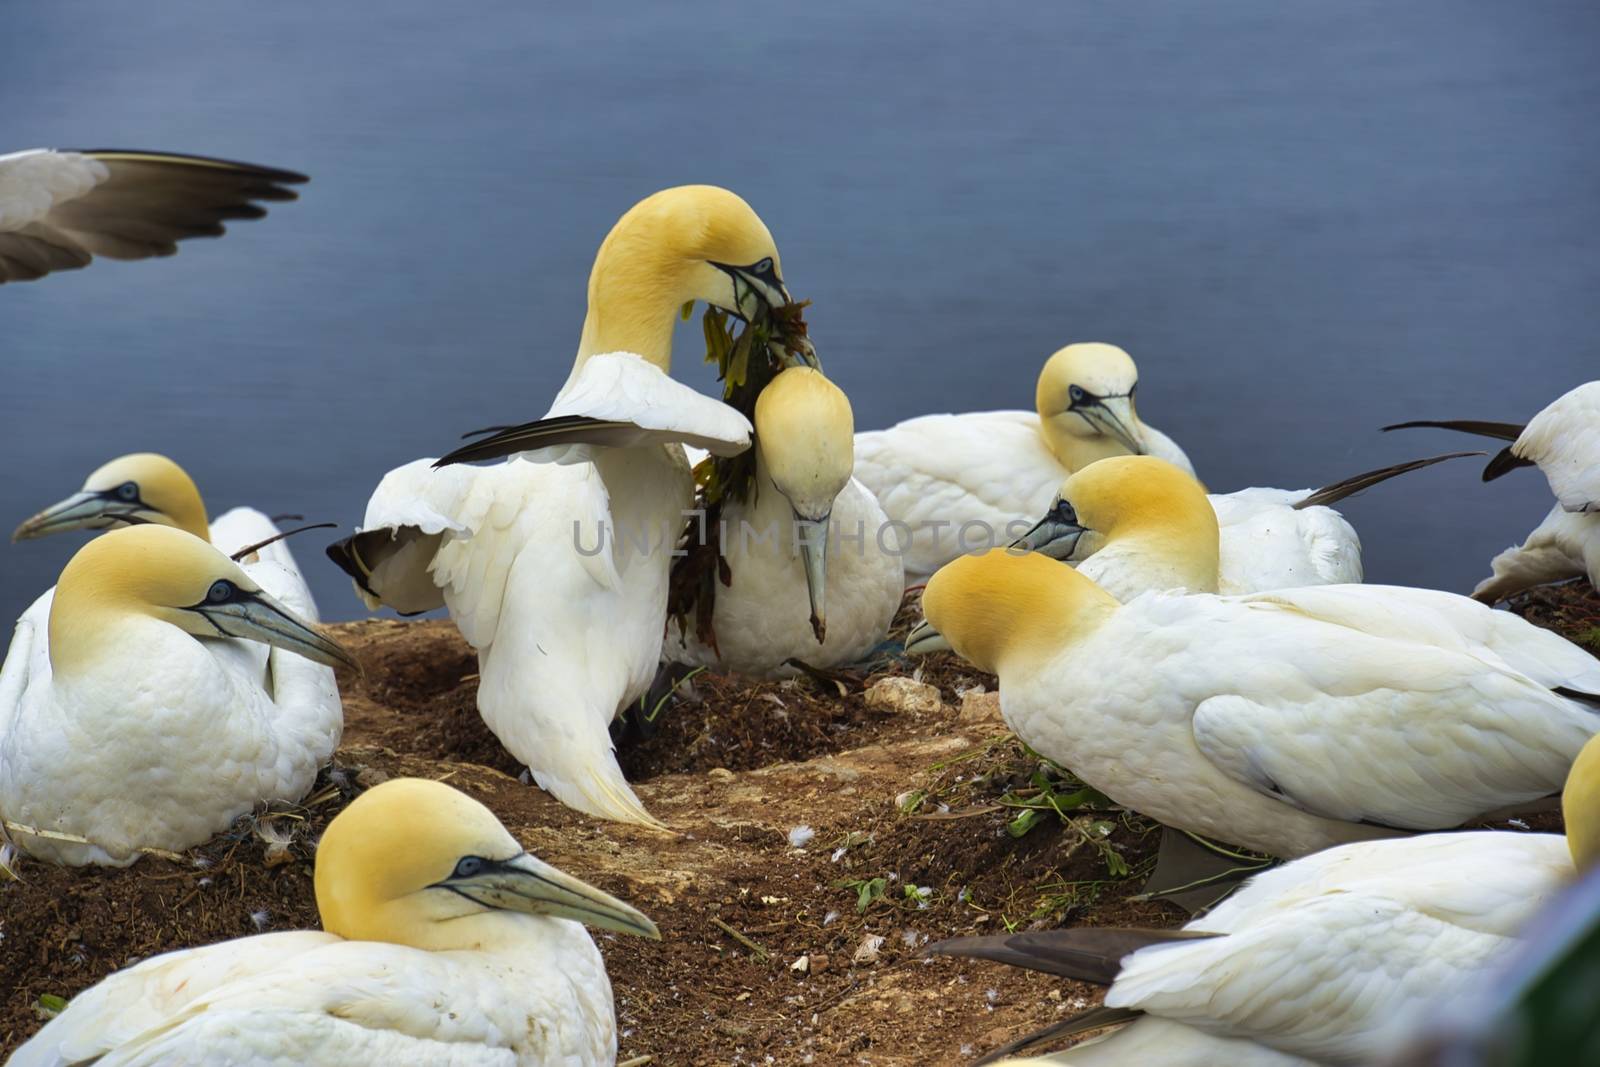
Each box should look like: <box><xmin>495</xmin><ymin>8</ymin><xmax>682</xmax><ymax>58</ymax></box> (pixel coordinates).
<box><xmin>915</xmin><ymin>545</ymin><xmax>1600</xmax><ymax>859</ymax></box>
<box><xmin>853</xmin><ymin>343</ymin><xmax>1194</xmax><ymax>582</ymax></box>
<box><xmin>1385</xmin><ymin>381</ymin><xmax>1600</xmax><ymax>600</ymax></box>
<box><xmin>8</xmin><ymin>777</ymin><xmax>660</xmax><ymax>1065</ymax></box>
<box><xmin>329</xmin><ymin>186</ymin><xmax>797</xmax><ymax>827</ymax></box>
<box><xmin>665</xmin><ymin>367</ymin><xmax>904</xmax><ymax>677</ymax></box>
<box><xmin>0</xmin><ymin>148</ymin><xmax>304</xmax><ymax>283</ymax></box>
<box><xmin>0</xmin><ymin>525</ymin><xmax>350</xmax><ymax>866</ymax></box>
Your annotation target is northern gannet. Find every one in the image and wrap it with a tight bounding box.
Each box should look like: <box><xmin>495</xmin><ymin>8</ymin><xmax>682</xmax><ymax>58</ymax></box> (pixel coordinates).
<box><xmin>0</xmin><ymin>524</ymin><xmax>350</xmax><ymax>866</ymax></box>
<box><xmin>664</xmin><ymin>366</ymin><xmax>905</xmax><ymax>677</ymax></box>
<box><xmin>1385</xmin><ymin>381</ymin><xmax>1600</xmax><ymax>602</ymax></box>
<box><xmin>328</xmin><ymin>186</ymin><xmax>787</xmax><ymax>828</ymax></box>
<box><xmin>9</xmin><ymin>777</ymin><xmax>659</xmax><ymax>1064</ymax></box>
<box><xmin>853</xmin><ymin>343</ymin><xmax>1194</xmax><ymax>582</ymax></box>
<box><xmin>1013</xmin><ymin>453</ymin><xmax>1475</xmax><ymax>598</ymax></box>
<box><xmin>0</xmin><ymin>148</ymin><xmax>304</xmax><ymax>283</ymax></box>
<box><xmin>14</xmin><ymin>451</ymin><xmax>317</xmax><ymax>606</ymax></box>
<box><xmin>910</xmin><ymin>547</ymin><xmax>1600</xmax><ymax>858</ymax></box>
<box><xmin>934</xmin><ymin>733</ymin><xmax>1600</xmax><ymax>1066</ymax></box>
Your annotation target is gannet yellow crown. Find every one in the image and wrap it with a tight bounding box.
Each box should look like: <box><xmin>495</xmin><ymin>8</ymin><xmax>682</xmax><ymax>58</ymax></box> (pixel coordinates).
<box><xmin>316</xmin><ymin>777</ymin><xmax>660</xmax><ymax>950</ymax></box>
<box><xmin>753</xmin><ymin>365</ymin><xmax>856</xmax><ymax>637</ymax></box>
<box><xmin>1016</xmin><ymin>456</ymin><xmax>1221</xmax><ymax>593</ymax></box>
<box><xmin>921</xmin><ymin>548</ymin><xmax>1118</xmax><ymax>675</ymax></box>
<box><xmin>576</xmin><ymin>185</ymin><xmax>787</xmax><ymax>370</ymax></box>
<box><xmin>13</xmin><ymin>452</ymin><xmax>208</xmax><ymax>542</ymax></box>
<box><xmin>48</xmin><ymin>524</ymin><xmax>352</xmax><ymax>675</ymax></box>
<box><xmin>1035</xmin><ymin>343</ymin><xmax>1151</xmax><ymax>466</ymax></box>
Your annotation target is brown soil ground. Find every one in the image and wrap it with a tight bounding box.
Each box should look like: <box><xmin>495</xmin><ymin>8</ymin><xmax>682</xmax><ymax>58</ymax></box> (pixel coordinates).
<box><xmin>2</xmin><ymin>580</ymin><xmax>1594</xmax><ymax>1063</ymax></box>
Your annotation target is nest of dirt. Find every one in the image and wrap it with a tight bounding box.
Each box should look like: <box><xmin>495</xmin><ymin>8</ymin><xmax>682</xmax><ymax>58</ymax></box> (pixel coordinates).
<box><xmin>3</xmin><ymin>579</ymin><xmax>1594</xmax><ymax>1063</ymax></box>
<box><xmin>1508</xmin><ymin>577</ymin><xmax>1600</xmax><ymax>653</ymax></box>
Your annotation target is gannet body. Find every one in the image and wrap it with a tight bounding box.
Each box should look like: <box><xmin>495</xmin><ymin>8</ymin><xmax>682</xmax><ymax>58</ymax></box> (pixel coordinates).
<box><xmin>666</xmin><ymin>368</ymin><xmax>904</xmax><ymax>677</ymax></box>
<box><xmin>0</xmin><ymin>526</ymin><xmax>350</xmax><ymax>866</ymax></box>
<box><xmin>853</xmin><ymin>344</ymin><xmax>1193</xmax><ymax>581</ymax></box>
<box><xmin>329</xmin><ymin>187</ymin><xmax>797</xmax><ymax>827</ymax></box>
<box><xmin>0</xmin><ymin>148</ymin><xmax>304</xmax><ymax>283</ymax></box>
<box><xmin>915</xmin><ymin>545</ymin><xmax>1600</xmax><ymax>858</ymax></box>
<box><xmin>9</xmin><ymin>778</ymin><xmax>659</xmax><ymax>1065</ymax></box>
<box><xmin>1386</xmin><ymin>381</ymin><xmax>1600</xmax><ymax>599</ymax></box>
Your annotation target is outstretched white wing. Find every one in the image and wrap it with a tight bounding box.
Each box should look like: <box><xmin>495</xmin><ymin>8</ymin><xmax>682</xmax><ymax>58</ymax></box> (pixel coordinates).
<box><xmin>0</xmin><ymin>148</ymin><xmax>305</xmax><ymax>283</ymax></box>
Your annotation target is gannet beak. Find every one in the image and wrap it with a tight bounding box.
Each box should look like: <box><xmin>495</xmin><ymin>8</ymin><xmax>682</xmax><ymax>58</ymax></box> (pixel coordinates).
<box><xmin>440</xmin><ymin>852</ymin><xmax>662</xmax><ymax>940</ymax></box>
<box><xmin>1010</xmin><ymin>499</ymin><xmax>1089</xmax><ymax>560</ymax></box>
<box><xmin>795</xmin><ymin>512</ymin><xmax>830</xmax><ymax>644</ymax></box>
<box><xmin>710</xmin><ymin>258</ymin><xmax>791</xmax><ymax>320</ymax></box>
<box><xmin>13</xmin><ymin>490</ymin><xmax>153</xmax><ymax>541</ymax></box>
<box><xmin>1081</xmin><ymin>394</ymin><xmax>1145</xmax><ymax>455</ymax></box>
<box><xmin>185</xmin><ymin>587</ymin><xmax>359</xmax><ymax>671</ymax></box>
<box><xmin>905</xmin><ymin>619</ymin><xmax>952</xmax><ymax>655</ymax></box>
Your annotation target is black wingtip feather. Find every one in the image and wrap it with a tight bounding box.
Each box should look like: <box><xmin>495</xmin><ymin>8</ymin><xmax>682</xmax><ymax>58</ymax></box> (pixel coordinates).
<box><xmin>1482</xmin><ymin>445</ymin><xmax>1536</xmax><ymax>483</ymax></box>
<box><xmin>926</xmin><ymin>928</ymin><xmax>1218</xmax><ymax>985</ymax></box>
<box><xmin>1293</xmin><ymin>450</ymin><xmax>1485</xmax><ymax>510</ymax></box>
<box><xmin>71</xmin><ymin>149</ymin><xmax>310</xmax><ymax>185</ymax></box>
<box><xmin>1381</xmin><ymin>418</ymin><xmax>1526</xmax><ymax>441</ymax></box>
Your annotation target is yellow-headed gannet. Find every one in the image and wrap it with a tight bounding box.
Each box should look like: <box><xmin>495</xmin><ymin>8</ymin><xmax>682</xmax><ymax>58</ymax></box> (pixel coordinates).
<box><xmin>9</xmin><ymin>777</ymin><xmax>659</xmax><ymax>1064</ymax></box>
<box><xmin>0</xmin><ymin>524</ymin><xmax>350</xmax><ymax>865</ymax></box>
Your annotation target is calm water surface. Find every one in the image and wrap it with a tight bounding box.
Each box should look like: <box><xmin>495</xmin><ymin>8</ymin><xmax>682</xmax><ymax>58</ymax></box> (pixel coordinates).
<box><xmin>4</xmin><ymin>1</ymin><xmax>1598</xmax><ymax>623</ymax></box>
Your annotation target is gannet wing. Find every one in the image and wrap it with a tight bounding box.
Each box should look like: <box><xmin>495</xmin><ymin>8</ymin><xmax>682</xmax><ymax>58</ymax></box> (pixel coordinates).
<box><xmin>1188</xmin><ymin>631</ymin><xmax>1595</xmax><ymax>829</ymax></box>
<box><xmin>0</xmin><ymin>589</ymin><xmax>53</xmax><ymax>740</ymax></box>
<box><xmin>1514</xmin><ymin>382</ymin><xmax>1600</xmax><ymax>511</ymax></box>
<box><xmin>436</xmin><ymin>352</ymin><xmax>752</xmax><ymax>467</ymax></box>
<box><xmin>1241</xmin><ymin>583</ymin><xmax>1600</xmax><ymax>693</ymax></box>
<box><xmin>9</xmin><ymin>931</ymin><xmax>337</xmax><ymax>1066</ymax></box>
<box><xmin>64</xmin><ymin>937</ymin><xmax>612</xmax><ymax>1065</ymax></box>
<box><xmin>0</xmin><ymin>149</ymin><xmax>305</xmax><ymax>283</ymax></box>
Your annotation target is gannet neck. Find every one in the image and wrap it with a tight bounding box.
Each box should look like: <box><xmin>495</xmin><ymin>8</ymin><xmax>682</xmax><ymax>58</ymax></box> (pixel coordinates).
<box><xmin>923</xmin><ymin>548</ymin><xmax>1119</xmax><ymax>675</ymax></box>
<box><xmin>1068</xmin><ymin>456</ymin><xmax>1221</xmax><ymax>593</ymax></box>
<box><xmin>1033</xmin><ymin>343</ymin><xmax>1150</xmax><ymax>470</ymax></box>
<box><xmin>1564</xmin><ymin>733</ymin><xmax>1600</xmax><ymax>871</ymax></box>
<box><xmin>572</xmin><ymin>185</ymin><xmax>785</xmax><ymax>375</ymax></box>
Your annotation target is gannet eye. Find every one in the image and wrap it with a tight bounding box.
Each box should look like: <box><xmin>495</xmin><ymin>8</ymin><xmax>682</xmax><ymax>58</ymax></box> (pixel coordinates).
<box><xmin>1068</xmin><ymin>385</ymin><xmax>1088</xmax><ymax>404</ymax></box>
<box><xmin>207</xmin><ymin>580</ymin><xmax>236</xmax><ymax>604</ymax></box>
<box><xmin>117</xmin><ymin>482</ymin><xmax>139</xmax><ymax>501</ymax></box>
<box><xmin>452</xmin><ymin>856</ymin><xmax>487</xmax><ymax>879</ymax></box>
<box><xmin>753</xmin><ymin>257</ymin><xmax>774</xmax><ymax>275</ymax></box>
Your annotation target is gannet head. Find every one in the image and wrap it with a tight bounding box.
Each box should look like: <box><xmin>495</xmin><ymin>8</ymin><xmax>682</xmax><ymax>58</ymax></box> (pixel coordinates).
<box><xmin>1564</xmin><ymin>733</ymin><xmax>1600</xmax><ymax>872</ymax></box>
<box><xmin>1012</xmin><ymin>456</ymin><xmax>1220</xmax><ymax>592</ymax></box>
<box><xmin>14</xmin><ymin>452</ymin><xmax>208</xmax><ymax>543</ymax></box>
<box><xmin>1034</xmin><ymin>343</ymin><xmax>1148</xmax><ymax>456</ymax></box>
<box><xmin>580</xmin><ymin>185</ymin><xmax>789</xmax><ymax>364</ymax></box>
<box><xmin>911</xmin><ymin>548</ymin><xmax>1119</xmax><ymax>674</ymax></box>
<box><xmin>754</xmin><ymin>367</ymin><xmax>855</xmax><ymax>643</ymax></box>
<box><xmin>315</xmin><ymin>777</ymin><xmax>661</xmax><ymax>950</ymax></box>
<box><xmin>48</xmin><ymin>524</ymin><xmax>355</xmax><ymax>674</ymax></box>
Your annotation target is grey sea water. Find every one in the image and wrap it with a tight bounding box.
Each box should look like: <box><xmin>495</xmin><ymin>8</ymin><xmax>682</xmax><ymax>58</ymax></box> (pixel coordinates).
<box><xmin>4</xmin><ymin>1</ymin><xmax>1597</xmax><ymax>623</ymax></box>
